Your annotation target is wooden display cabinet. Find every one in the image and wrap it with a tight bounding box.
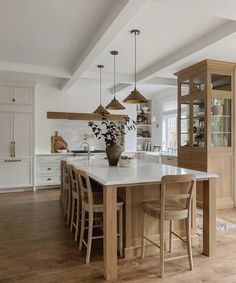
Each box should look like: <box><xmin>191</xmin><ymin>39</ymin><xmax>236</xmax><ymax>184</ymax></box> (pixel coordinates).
<box><xmin>176</xmin><ymin>60</ymin><xmax>235</xmax><ymax>209</ymax></box>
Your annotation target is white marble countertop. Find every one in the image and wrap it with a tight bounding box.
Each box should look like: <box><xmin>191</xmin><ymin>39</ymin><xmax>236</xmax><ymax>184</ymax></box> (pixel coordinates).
<box><xmin>66</xmin><ymin>159</ymin><xmax>218</xmax><ymax>186</ymax></box>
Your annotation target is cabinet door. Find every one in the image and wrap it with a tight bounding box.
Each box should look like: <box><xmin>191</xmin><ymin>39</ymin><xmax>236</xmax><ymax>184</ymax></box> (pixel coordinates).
<box><xmin>0</xmin><ymin>112</ymin><xmax>13</xmax><ymax>158</ymax></box>
<box><xmin>0</xmin><ymin>160</ymin><xmax>32</xmax><ymax>189</ymax></box>
<box><xmin>0</xmin><ymin>86</ymin><xmax>12</xmax><ymax>104</ymax></box>
<box><xmin>13</xmin><ymin>113</ymin><xmax>32</xmax><ymax>158</ymax></box>
<box><xmin>13</xmin><ymin>87</ymin><xmax>32</xmax><ymax>105</ymax></box>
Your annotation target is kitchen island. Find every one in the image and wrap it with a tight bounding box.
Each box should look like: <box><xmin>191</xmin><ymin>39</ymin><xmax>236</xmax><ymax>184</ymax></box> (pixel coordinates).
<box><xmin>67</xmin><ymin>158</ymin><xmax>217</xmax><ymax>280</ymax></box>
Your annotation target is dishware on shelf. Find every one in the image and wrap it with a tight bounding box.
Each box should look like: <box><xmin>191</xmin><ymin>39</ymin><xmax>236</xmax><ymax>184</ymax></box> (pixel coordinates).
<box><xmin>141</xmin><ymin>106</ymin><xmax>149</xmax><ymax>112</ymax></box>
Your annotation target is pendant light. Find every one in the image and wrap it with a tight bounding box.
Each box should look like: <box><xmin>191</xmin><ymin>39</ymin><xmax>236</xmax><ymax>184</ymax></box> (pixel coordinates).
<box><xmin>106</xmin><ymin>50</ymin><xmax>125</xmax><ymax>110</ymax></box>
<box><xmin>123</xmin><ymin>29</ymin><xmax>148</xmax><ymax>104</ymax></box>
<box><xmin>93</xmin><ymin>65</ymin><xmax>110</xmax><ymax>115</ymax></box>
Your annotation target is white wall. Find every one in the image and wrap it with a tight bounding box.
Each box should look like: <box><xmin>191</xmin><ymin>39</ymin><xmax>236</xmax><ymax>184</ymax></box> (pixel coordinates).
<box><xmin>151</xmin><ymin>87</ymin><xmax>177</xmax><ymax>147</ymax></box>
<box><xmin>35</xmin><ymin>80</ymin><xmax>136</xmax><ymax>153</ymax></box>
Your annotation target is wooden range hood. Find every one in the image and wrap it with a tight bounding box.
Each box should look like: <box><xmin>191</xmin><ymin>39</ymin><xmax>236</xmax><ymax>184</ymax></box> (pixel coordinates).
<box><xmin>47</xmin><ymin>112</ymin><xmax>127</xmax><ymax>121</ymax></box>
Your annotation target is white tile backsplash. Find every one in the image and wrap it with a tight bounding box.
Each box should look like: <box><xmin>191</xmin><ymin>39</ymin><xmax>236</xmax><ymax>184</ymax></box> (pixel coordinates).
<box><xmin>51</xmin><ymin>119</ymin><xmax>105</xmax><ymax>151</ymax></box>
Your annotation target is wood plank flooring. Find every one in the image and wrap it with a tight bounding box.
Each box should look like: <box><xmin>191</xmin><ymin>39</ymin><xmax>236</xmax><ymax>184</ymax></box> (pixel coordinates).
<box><xmin>0</xmin><ymin>189</ymin><xmax>236</xmax><ymax>283</ymax></box>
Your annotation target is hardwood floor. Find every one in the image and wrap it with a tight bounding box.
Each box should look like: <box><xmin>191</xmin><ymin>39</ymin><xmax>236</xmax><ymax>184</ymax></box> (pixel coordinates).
<box><xmin>1</xmin><ymin>189</ymin><xmax>236</xmax><ymax>283</ymax></box>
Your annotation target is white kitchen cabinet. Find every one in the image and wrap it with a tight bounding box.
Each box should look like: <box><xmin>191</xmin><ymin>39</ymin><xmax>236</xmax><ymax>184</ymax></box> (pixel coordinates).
<box><xmin>0</xmin><ymin>159</ymin><xmax>32</xmax><ymax>188</ymax></box>
<box><xmin>0</xmin><ymin>84</ymin><xmax>33</xmax><ymax>190</ymax></box>
<box><xmin>36</xmin><ymin>154</ymin><xmax>72</xmax><ymax>188</ymax></box>
<box><xmin>0</xmin><ymin>86</ymin><xmax>32</xmax><ymax>105</ymax></box>
<box><xmin>0</xmin><ymin>112</ymin><xmax>12</xmax><ymax>158</ymax></box>
<box><xmin>144</xmin><ymin>154</ymin><xmax>161</xmax><ymax>163</ymax></box>
<box><xmin>0</xmin><ymin>86</ymin><xmax>12</xmax><ymax>104</ymax></box>
<box><xmin>0</xmin><ymin>112</ymin><xmax>32</xmax><ymax>159</ymax></box>
<box><xmin>13</xmin><ymin>87</ymin><xmax>32</xmax><ymax>105</ymax></box>
<box><xmin>161</xmin><ymin>155</ymin><xmax>178</xmax><ymax>166</ymax></box>
<box><xmin>14</xmin><ymin>113</ymin><xmax>32</xmax><ymax>158</ymax></box>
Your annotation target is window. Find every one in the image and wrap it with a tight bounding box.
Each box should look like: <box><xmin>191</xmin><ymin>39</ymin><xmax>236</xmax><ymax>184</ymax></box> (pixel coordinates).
<box><xmin>162</xmin><ymin>99</ymin><xmax>177</xmax><ymax>151</ymax></box>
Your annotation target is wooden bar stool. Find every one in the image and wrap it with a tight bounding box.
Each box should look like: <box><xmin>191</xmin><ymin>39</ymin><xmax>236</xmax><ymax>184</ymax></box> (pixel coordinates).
<box><xmin>63</xmin><ymin>162</ymin><xmax>71</xmax><ymax>226</ymax></box>
<box><xmin>141</xmin><ymin>174</ymin><xmax>196</xmax><ymax>278</ymax></box>
<box><xmin>68</xmin><ymin>165</ymin><xmax>80</xmax><ymax>241</ymax></box>
<box><xmin>77</xmin><ymin>169</ymin><xmax>124</xmax><ymax>264</ymax></box>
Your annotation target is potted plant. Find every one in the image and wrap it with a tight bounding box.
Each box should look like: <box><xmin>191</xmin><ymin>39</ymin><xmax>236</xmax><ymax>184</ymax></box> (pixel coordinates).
<box><xmin>88</xmin><ymin>114</ymin><xmax>136</xmax><ymax>166</ymax></box>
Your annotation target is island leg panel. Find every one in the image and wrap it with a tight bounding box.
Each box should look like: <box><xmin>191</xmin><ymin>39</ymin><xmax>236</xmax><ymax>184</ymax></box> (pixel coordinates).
<box><xmin>103</xmin><ymin>185</ymin><xmax>118</xmax><ymax>280</ymax></box>
<box><xmin>203</xmin><ymin>179</ymin><xmax>216</xmax><ymax>256</ymax></box>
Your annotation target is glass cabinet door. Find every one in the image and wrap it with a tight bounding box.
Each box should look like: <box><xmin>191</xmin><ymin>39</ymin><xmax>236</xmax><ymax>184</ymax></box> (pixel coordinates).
<box><xmin>180</xmin><ymin>80</ymin><xmax>190</xmax><ymax>96</ymax></box>
<box><xmin>211</xmin><ymin>98</ymin><xmax>231</xmax><ymax>147</ymax></box>
<box><xmin>193</xmin><ymin>99</ymin><xmax>205</xmax><ymax>147</ymax></box>
<box><xmin>193</xmin><ymin>75</ymin><xmax>205</xmax><ymax>93</ymax></box>
<box><xmin>211</xmin><ymin>74</ymin><xmax>231</xmax><ymax>91</ymax></box>
<box><xmin>180</xmin><ymin>102</ymin><xmax>190</xmax><ymax>146</ymax></box>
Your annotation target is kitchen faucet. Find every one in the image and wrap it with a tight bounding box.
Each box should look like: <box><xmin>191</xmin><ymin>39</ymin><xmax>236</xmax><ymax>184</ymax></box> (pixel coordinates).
<box><xmin>80</xmin><ymin>142</ymin><xmax>90</xmax><ymax>162</ymax></box>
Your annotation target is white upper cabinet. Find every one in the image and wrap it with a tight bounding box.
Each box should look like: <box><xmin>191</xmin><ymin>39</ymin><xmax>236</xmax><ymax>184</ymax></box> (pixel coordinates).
<box><xmin>0</xmin><ymin>86</ymin><xmax>32</xmax><ymax>105</ymax></box>
<box><xmin>0</xmin><ymin>86</ymin><xmax>12</xmax><ymax>104</ymax></box>
<box><xmin>13</xmin><ymin>87</ymin><xmax>32</xmax><ymax>105</ymax></box>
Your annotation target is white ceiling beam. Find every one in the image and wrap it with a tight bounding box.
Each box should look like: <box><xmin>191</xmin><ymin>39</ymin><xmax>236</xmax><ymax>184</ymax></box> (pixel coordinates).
<box><xmin>0</xmin><ymin>61</ymin><xmax>71</xmax><ymax>79</ymax></box>
<box><xmin>60</xmin><ymin>0</ymin><xmax>149</xmax><ymax>92</ymax></box>
<box><xmin>145</xmin><ymin>77</ymin><xmax>177</xmax><ymax>87</ymax></box>
<box><xmin>115</xmin><ymin>20</ymin><xmax>236</xmax><ymax>95</ymax></box>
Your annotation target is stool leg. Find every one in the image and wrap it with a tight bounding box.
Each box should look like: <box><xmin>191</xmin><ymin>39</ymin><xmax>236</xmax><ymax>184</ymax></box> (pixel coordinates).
<box><xmin>75</xmin><ymin>199</ymin><xmax>80</xmax><ymax>242</ymax></box>
<box><xmin>64</xmin><ymin>190</ymin><xmax>68</xmax><ymax>218</ymax></box>
<box><xmin>66</xmin><ymin>190</ymin><xmax>71</xmax><ymax>226</ymax></box>
<box><xmin>169</xmin><ymin>220</ymin><xmax>173</xmax><ymax>253</ymax></box>
<box><xmin>186</xmin><ymin>217</ymin><xmax>193</xmax><ymax>270</ymax></box>
<box><xmin>79</xmin><ymin>209</ymin><xmax>85</xmax><ymax>250</ymax></box>
<box><xmin>86</xmin><ymin>212</ymin><xmax>94</xmax><ymax>264</ymax></box>
<box><xmin>118</xmin><ymin>207</ymin><xmax>123</xmax><ymax>258</ymax></box>
<box><xmin>141</xmin><ymin>212</ymin><xmax>146</xmax><ymax>259</ymax></box>
<box><xmin>70</xmin><ymin>197</ymin><xmax>75</xmax><ymax>232</ymax></box>
<box><xmin>160</xmin><ymin>219</ymin><xmax>164</xmax><ymax>278</ymax></box>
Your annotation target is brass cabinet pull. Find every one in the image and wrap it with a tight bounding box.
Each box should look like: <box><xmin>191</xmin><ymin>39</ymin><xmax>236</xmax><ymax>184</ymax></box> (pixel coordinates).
<box><xmin>47</xmin><ymin>178</ymin><xmax>52</xmax><ymax>181</ymax></box>
<box><xmin>47</xmin><ymin>168</ymin><xmax>51</xmax><ymax>171</ymax></box>
<box><xmin>12</xmin><ymin>98</ymin><xmax>15</xmax><ymax>102</ymax></box>
<box><xmin>10</xmin><ymin>142</ymin><xmax>13</xmax><ymax>157</ymax></box>
<box><xmin>13</xmin><ymin>141</ymin><xmax>16</xmax><ymax>157</ymax></box>
<box><xmin>4</xmin><ymin>159</ymin><xmax>21</xmax><ymax>162</ymax></box>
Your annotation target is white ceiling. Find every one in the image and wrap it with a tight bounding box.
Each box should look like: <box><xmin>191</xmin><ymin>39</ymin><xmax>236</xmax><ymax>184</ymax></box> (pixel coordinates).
<box><xmin>1</xmin><ymin>0</ymin><xmax>236</xmax><ymax>94</ymax></box>
<box><xmin>88</xmin><ymin>0</ymin><xmax>227</xmax><ymax>74</ymax></box>
<box><xmin>0</xmin><ymin>0</ymin><xmax>116</xmax><ymax>69</ymax></box>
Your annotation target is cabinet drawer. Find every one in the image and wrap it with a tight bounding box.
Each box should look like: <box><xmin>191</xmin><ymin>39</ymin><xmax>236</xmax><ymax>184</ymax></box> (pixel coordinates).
<box><xmin>38</xmin><ymin>164</ymin><xmax>60</xmax><ymax>174</ymax></box>
<box><xmin>36</xmin><ymin>156</ymin><xmax>61</xmax><ymax>163</ymax></box>
<box><xmin>161</xmin><ymin>156</ymin><xmax>178</xmax><ymax>166</ymax></box>
<box><xmin>37</xmin><ymin>175</ymin><xmax>60</xmax><ymax>186</ymax></box>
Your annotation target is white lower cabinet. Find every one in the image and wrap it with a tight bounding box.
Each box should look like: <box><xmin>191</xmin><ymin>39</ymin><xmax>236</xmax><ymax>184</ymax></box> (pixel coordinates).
<box><xmin>36</xmin><ymin>155</ymin><xmax>65</xmax><ymax>188</ymax></box>
<box><xmin>35</xmin><ymin>154</ymin><xmax>106</xmax><ymax>189</ymax></box>
<box><xmin>161</xmin><ymin>155</ymin><xmax>178</xmax><ymax>166</ymax></box>
<box><xmin>0</xmin><ymin>159</ymin><xmax>32</xmax><ymax>189</ymax></box>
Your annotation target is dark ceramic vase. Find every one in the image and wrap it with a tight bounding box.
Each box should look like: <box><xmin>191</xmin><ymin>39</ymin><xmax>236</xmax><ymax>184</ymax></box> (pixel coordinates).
<box><xmin>106</xmin><ymin>143</ymin><xmax>122</xmax><ymax>166</ymax></box>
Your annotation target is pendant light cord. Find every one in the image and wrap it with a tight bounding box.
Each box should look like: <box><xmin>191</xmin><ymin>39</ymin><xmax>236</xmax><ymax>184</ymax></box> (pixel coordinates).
<box><xmin>99</xmin><ymin>67</ymin><xmax>102</xmax><ymax>105</ymax></box>
<box><xmin>134</xmin><ymin>31</ymin><xmax>137</xmax><ymax>89</ymax></box>
<box><xmin>113</xmin><ymin>53</ymin><xmax>116</xmax><ymax>97</ymax></box>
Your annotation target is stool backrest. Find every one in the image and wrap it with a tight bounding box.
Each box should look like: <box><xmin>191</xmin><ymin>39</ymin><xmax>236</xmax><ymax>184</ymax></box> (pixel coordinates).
<box><xmin>61</xmin><ymin>160</ymin><xmax>70</xmax><ymax>188</ymax></box>
<box><xmin>77</xmin><ymin>169</ymin><xmax>93</xmax><ymax>207</ymax></box>
<box><xmin>69</xmin><ymin>165</ymin><xmax>79</xmax><ymax>195</ymax></box>
<box><xmin>160</xmin><ymin>174</ymin><xmax>196</xmax><ymax>218</ymax></box>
